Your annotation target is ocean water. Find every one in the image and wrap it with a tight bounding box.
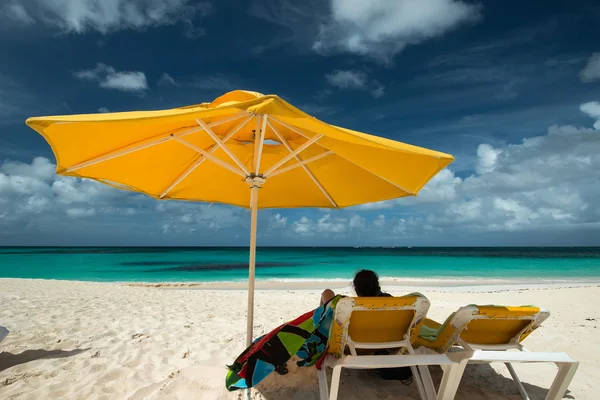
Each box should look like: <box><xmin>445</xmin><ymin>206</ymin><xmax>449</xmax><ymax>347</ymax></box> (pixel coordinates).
<box><xmin>1</xmin><ymin>247</ymin><xmax>599</xmax><ymax>283</ymax></box>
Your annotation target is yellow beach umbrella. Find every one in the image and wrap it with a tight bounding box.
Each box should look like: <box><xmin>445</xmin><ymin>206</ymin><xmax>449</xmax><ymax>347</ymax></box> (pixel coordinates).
<box><xmin>26</xmin><ymin>90</ymin><xmax>454</xmax><ymax>346</ymax></box>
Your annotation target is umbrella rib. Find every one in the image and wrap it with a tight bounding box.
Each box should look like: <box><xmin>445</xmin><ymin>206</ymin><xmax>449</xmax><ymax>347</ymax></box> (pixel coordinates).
<box><xmin>64</xmin><ymin>112</ymin><xmax>247</xmax><ymax>173</ymax></box>
<box><xmin>173</xmin><ymin>136</ymin><xmax>246</xmax><ymax>177</ymax></box>
<box><xmin>158</xmin><ymin>155</ymin><xmax>205</xmax><ymax>199</ymax></box>
<box><xmin>160</xmin><ymin>115</ymin><xmax>253</xmax><ymax>198</ymax></box>
<box><xmin>196</xmin><ymin>118</ymin><xmax>250</xmax><ymax>176</ymax></box>
<box><xmin>97</xmin><ymin>179</ymin><xmax>137</xmax><ymax>192</ymax></box>
<box><xmin>267</xmin><ymin>151</ymin><xmax>333</xmax><ymax>178</ymax></box>
<box><xmin>267</xmin><ymin>119</ymin><xmax>337</xmax><ymax>207</ymax></box>
<box><xmin>269</xmin><ymin>117</ymin><xmax>416</xmax><ymax>196</ymax></box>
<box><xmin>206</xmin><ymin>111</ymin><xmax>249</xmax><ymax>127</ymax></box>
<box><xmin>253</xmin><ymin>115</ymin><xmax>267</xmax><ymax>174</ymax></box>
<box><xmin>65</xmin><ymin>126</ymin><xmax>201</xmax><ymax>173</ymax></box>
<box><xmin>263</xmin><ymin>134</ymin><xmax>323</xmax><ymax>177</ymax></box>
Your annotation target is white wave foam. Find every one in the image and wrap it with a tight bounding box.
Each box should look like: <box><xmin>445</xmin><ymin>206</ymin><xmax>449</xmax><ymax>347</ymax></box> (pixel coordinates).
<box><xmin>258</xmin><ymin>276</ymin><xmax>600</xmax><ymax>285</ymax></box>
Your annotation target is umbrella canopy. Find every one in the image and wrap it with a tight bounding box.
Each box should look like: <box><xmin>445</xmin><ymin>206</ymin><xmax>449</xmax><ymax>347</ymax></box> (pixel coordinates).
<box><xmin>26</xmin><ymin>90</ymin><xmax>454</xmax><ymax>345</ymax></box>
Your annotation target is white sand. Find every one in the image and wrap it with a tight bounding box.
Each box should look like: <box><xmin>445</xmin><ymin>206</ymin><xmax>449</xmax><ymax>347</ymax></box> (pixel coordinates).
<box><xmin>0</xmin><ymin>279</ymin><xmax>599</xmax><ymax>400</ymax></box>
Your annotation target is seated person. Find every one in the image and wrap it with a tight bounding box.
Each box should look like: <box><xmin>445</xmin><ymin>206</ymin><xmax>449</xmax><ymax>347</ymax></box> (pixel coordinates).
<box><xmin>319</xmin><ymin>270</ymin><xmax>413</xmax><ymax>383</ymax></box>
<box><xmin>321</xmin><ymin>269</ymin><xmax>389</xmax><ymax>305</ymax></box>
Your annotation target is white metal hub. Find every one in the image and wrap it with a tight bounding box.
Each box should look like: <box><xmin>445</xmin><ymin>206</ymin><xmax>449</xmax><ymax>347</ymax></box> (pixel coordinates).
<box><xmin>245</xmin><ymin>174</ymin><xmax>266</xmax><ymax>188</ymax></box>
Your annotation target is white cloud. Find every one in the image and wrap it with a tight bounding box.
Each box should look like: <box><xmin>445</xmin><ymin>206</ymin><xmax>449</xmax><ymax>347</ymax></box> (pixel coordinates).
<box><xmin>314</xmin><ymin>0</ymin><xmax>482</xmax><ymax>62</ymax></box>
<box><xmin>326</xmin><ymin>70</ymin><xmax>367</xmax><ymax>89</ymax></box>
<box><xmin>1</xmin><ymin>156</ymin><xmax>55</xmax><ymax>181</ymax></box>
<box><xmin>580</xmin><ymin>101</ymin><xmax>600</xmax><ymax>130</ymax></box>
<box><xmin>325</xmin><ymin>69</ymin><xmax>385</xmax><ymax>98</ymax></box>
<box><xmin>355</xmin><ymin>168</ymin><xmax>462</xmax><ymax>210</ymax></box>
<box><xmin>293</xmin><ymin>216</ymin><xmax>313</xmax><ymax>235</ymax></box>
<box><xmin>461</xmin><ymin>124</ymin><xmax>598</xmax><ymax>195</ymax></box>
<box><xmin>181</xmin><ymin>213</ymin><xmax>194</xmax><ymax>223</ymax></box>
<box><xmin>393</xmin><ymin>217</ymin><xmax>427</xmax><ymax>236</ymax></box>
<box><xmin>155</xmin><ymin>201</ymin><xmax>243</xmax><ymax>232</ymax></box>
<box><xmin>357</xmin><ymin>200</ymin><xmax>395</xmax><ymax>210</ymax></box>
<box><xmin>66</xmin><ymin>208</ymin><xmax>96</xmax><ymax>218</ymax></box>
<box><xmin>433</xmin><ymin>121</ymin><xmax>599</xmax><ymax>232</ymax></box>
<box><xmin>579</xmin><ymin>53</ymin><xmax>600</xmax><ymax>83</ymax></box>
<box><xmin>18</xmin><ymin>195</ymin><xmax>51</xmax><ymax>214</ymax></box>
<box><xmin>546</xmin><ymin>55</ymin><xmax>585</xmax><ymax>67</ymax></box>
<box><xmin>317</xmin><ymin>215</ymin><xmax>346</xmax><ymax>233</ymax></box>
<box><xmin>1</xmin><ymin>0</ymin><xmax>212</xmax><ymax>36</ymax></box>
<box><xmin>3</xmin><ymin>2</ymin><xmax>34</xmax><ymax>24</ymax></box>
<box><xmin>414</xmin><ymin>168</ymin><xmax>462</xmax><ymax>203</ymax></box>
<box><xmin>493</xmin><ymin>198</ymin><xmax>538</xmax><ymax>230</ymax></box>
<box><xmin>155</xmin><ymin>73</ymin><xmax>240</xmax><ymax>93</ymax></box>
<box><xmin>371</xmin><ymin>81</ymin><xmax>385</xmax><ymax>98</ymax></box>
<box><xmin>476</xmin><ymin>144</ymin><xmax>502</xmax><ymax>173</ymax></box>
<box><xmin>444</xmin><ymin>198</ymin><xmax>483</xmax><ymax>223</ymax></box>
<box><xmin>0</xmin><ymin>157</ymin><xmax>247</xmax><ymax>244</ymax></box>
<box><xmin>158</xmin><ymin>73</ymin><xmax>181</xmax><ymax>87</ymax></box>
<box><xmin>74</xmin><ymin>63</ymin><xmax>148</xmax><ymax>92</ymax></box>
<box><xmin>373</xmin><ymin>215</ymin><xmax>385</xmax><ymax>227</ymax></box>
<box><xmin>392</xmin><ymin>217</ymin><xmax>421</xmax><ymax>236</ymax></box>
<box><xmin>269</xmin><ymin>213</ymin><xmax>288</xmax><ymax>228</ymax></box>
<box><xmin>348</xmin><ymin>214</ymin><xmax>365</xmax><ymax>229</ymax></box>
<box><xmin>291</xmin><ymin>214</ymin><xmax>351</xmax><ymax>235</ymax></box>
<box><xmin>347</xmin><ymin>102</ymin><xmax>600</xmax><ymax>239</ymax></box>
<box><xmin>0</xmin><ymin>157</ymin><xmax>135</xmax><ymax>229</ymax></box>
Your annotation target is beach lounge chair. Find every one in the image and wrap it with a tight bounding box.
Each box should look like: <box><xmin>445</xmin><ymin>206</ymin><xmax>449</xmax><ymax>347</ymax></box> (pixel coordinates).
<box><xmin>317</xmin><ymin>294</ymin><xmax>464</xmax><ymax>400</ymax></box>
<box><xmin>415</xmin><ymin>305</ymin><xmax>579</xmax><ymax>400</ymax></box>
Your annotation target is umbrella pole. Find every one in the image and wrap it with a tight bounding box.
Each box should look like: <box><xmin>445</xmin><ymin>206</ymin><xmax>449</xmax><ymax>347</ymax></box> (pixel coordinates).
<box><xmin>246</xmin><ymin>185</ymin><xmax>259</xmax><ymax>347</ymax></box>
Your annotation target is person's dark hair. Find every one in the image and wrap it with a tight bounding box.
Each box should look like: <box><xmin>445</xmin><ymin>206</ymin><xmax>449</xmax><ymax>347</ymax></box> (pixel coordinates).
<box><xmin>353</xmin><ymin>269</ymin><xmax>381</xmax><ymax>297</ymax></box>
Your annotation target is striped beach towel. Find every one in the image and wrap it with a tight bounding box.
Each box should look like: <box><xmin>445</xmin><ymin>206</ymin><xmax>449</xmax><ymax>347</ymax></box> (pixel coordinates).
<box><xmin>225</xmin><ymin>295</ymin><xmax>341</xmax><ymax>390</ymax></box>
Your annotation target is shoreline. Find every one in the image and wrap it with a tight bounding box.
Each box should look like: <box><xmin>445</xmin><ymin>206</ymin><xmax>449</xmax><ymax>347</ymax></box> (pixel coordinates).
<box><xmin>2</xmin><ymin>276</ymin><xmax>600</xmax><ymax>291</ymax></box>
<box><xmin>128</xmin><ymin>278</ymin><xmax>600</xmax><ymax>292</ymax></box>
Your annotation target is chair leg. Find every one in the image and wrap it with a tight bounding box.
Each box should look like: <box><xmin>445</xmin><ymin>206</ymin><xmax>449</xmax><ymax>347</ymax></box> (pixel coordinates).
<box><xmin>411</xmin><ymin>365</ymin><xmax>428</xmax><ymax>400</ymax></box>
<box><xmin>318</xmin><ymin>368</ymin><xmax>329</xmax><ymax>400</ymax></box>
<box><xmin>417</xmin><ymin>365</ymin><xmax>437</xmax><ymax>400</ymax></box>
<box><xmin>505</xmin><ymin>362</ymin><xmax>530</xmax><ymax>400</ymax></box>
<box><xmin>545</xmin><ymin>362</ymin><xmax>579</xmax><ymax>400</ymax></box>
<box><xmin>436</xmin><ymin>359</ymin><xmax>468</xmax><ymax>400</ymax></box>
<box><xmin>329</xmin><ymin>365</ymin><xmax>342</xmax><ymax>400</ymax></box>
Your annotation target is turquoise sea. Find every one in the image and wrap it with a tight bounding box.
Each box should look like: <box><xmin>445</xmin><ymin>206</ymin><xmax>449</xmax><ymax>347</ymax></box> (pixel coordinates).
<box><xmin>0</xmin><ymin>247</ymin><xmax>599</xmax><ymax>283</ymax></box>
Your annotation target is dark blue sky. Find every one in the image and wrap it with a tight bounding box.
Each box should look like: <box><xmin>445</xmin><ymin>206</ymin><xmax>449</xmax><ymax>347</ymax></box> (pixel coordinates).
<box><xmin>1</xmin><ymin>0</ymin><xmax>599</xmax><ymax>246</ymax></box>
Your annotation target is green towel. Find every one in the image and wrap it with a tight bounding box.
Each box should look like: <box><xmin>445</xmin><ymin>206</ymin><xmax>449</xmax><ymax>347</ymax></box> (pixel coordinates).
<box><xmin>419</xmin><ymin>325</ymin><xmax>439</xmax><ymax>342</ymax></box>
<box><xmin>418</xmin><ymin>312</ymin><xmax>456</xmax><ymax>342</ymax></box>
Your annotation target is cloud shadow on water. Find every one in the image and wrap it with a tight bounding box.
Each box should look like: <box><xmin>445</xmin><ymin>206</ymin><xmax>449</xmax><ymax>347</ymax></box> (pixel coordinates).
<box><xmin>143</xmin><ymin>262</ymin><xmax>302</xmax><ymax>273</ymax></box>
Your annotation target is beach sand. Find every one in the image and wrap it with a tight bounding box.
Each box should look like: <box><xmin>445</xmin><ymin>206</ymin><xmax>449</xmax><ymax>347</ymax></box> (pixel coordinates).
<box><xmin>0</xmin><ymin>279</ymin><xmax>598</xmax><ymax>399</ymax></box>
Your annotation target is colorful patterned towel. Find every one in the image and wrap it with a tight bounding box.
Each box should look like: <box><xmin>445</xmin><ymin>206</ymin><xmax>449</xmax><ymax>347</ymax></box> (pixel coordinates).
<box><xmin>225</xmin><ymin>295</ymin><xmax>342</xmax><ymax>391</ymax></box>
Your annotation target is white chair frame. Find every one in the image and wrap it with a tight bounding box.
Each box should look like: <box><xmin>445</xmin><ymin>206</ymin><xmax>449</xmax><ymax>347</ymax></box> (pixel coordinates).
<box><xmin>317</xmin><ymin>297</ymin><xmax>464</xmax><ymax>400</ymax></box>
<box><xmin>417</xmin><ymin>306</ymin><xmax>579</xmax><ymax>400</ymax></box>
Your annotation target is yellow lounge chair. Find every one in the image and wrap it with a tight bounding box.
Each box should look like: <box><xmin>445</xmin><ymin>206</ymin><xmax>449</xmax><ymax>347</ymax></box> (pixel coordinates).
<box><xmin>416</xmin><ymin>305</ymin><xmax>579</xmax><ymax>400</ymax></box>
<box><xmin>317</xmin><ymin>294</ymin><xmax>464</xmax><ymax>400</ymax></box>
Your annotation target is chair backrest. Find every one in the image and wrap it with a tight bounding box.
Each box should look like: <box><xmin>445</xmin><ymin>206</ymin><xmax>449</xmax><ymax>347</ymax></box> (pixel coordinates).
<box><xmin>327</xmin><ymin>294</ymin><xmax>430</xmax><ymax>357</ymax></box>
<box><xmin>443</xmin><ymin>305</ymin><xmax>550</xmax><ymax>350</ymax></box>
